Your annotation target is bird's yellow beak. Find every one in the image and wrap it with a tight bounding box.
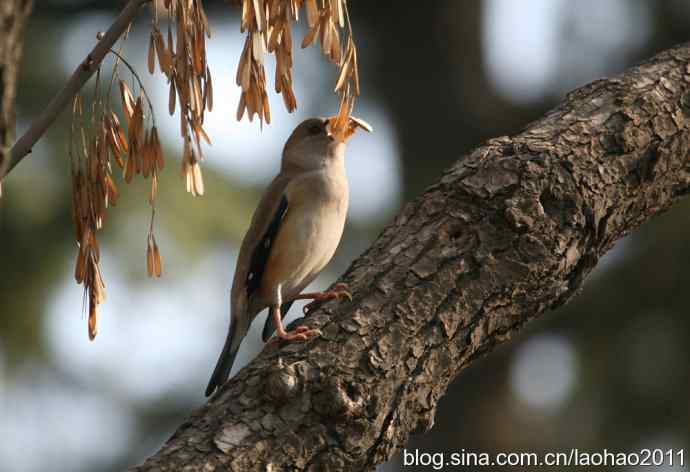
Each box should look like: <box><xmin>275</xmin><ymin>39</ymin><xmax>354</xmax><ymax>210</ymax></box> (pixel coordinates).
<box><xmin>326</xmin><ymin>115</ymin><xmax>373</xmax><ymax>142</ymax></box>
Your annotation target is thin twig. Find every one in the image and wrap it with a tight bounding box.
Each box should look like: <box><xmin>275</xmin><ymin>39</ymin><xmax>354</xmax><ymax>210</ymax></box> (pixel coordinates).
<box><xmin>108</xmin><ymin>48</ymin><xmax>157</xmax><ymax>124</ymax></box>
<box><xmin>1</xmin><ymin>0</ymin><xmax>151</xmax><ymax>180</ymax></box>
<box><xmin>106</xmin><ymin>24</ymin><xmax>132</xmax><ymax>104</ymax></box>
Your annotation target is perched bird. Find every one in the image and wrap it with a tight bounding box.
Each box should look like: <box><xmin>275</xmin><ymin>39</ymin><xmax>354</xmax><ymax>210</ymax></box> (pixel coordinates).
<box><xmin>205</xmin><ymin>115</ymin><xmax>371</xmax><ymax>397</ymax></box>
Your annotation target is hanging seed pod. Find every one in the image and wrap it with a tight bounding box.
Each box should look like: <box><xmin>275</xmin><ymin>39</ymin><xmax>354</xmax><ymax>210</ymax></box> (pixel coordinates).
<box><xmin>146</xmin><ymin>234</ymin><xmax>155</xmax><ymax>277</ymax></box>
<box><xmin>149</xmin><ymin>173</ymin><xmax>158</xmax><ymax>204</ymax></box>
<box><xmin>168</xmin><ymin>76</ymin><xmax>177</xmax><ymax>115</ymax></box>
<box><xmin>147</xmin><ymin>32</ymin><xmax>156</xmax><ymax>74</ymax></box>
<box><xmin>153</xmin><ymin>238</ymin><xmax>162</xmax><ymax>277</ymax></box>
<box><xmin>119</xmin><ymin>81</ymin><xmax>136</xmax><ymax>127</ymax></box>
<box><xmin>205</xmin><ymin>66</ymin><xmax>214</xmax><ymax>111</ymax></box>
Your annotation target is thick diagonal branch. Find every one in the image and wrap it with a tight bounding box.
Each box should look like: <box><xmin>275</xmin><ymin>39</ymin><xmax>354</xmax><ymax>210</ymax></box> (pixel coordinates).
<box><xmin>132</xmin><ymin>43</ymin><xmax>690</xmax><ymax>471</ymax></box>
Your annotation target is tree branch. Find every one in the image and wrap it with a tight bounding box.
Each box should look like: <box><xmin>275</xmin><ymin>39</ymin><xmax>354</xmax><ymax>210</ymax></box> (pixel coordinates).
<box><xmin>0</xmin><ymin>0</ymin><xmax>149</xmax><ymax>179</ymax></box>
<box><xmin>131</xmin><ymin>43</ymin><xmax>690</xmax><ymax>470</ymax></box>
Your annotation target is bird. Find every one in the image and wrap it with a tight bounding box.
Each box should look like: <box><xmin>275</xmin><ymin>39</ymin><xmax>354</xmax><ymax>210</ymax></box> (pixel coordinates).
<box><xmin>205</xmin><ymin>115</ymin><xmax>372</xmax><ymax>397</ymax></box>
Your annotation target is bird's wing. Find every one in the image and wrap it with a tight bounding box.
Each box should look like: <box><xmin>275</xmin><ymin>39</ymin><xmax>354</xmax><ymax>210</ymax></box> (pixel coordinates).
<box><xmin>231</xmin><ymin>174</ymin><xmax>292</xmax><ymax>314</ymax></box>
<box><xmin>243</xmin><ymin>174</ymin><xmax>316</xmax><ymax>340</ymax></box>
<box><xmin>245</xmin><ymin>194</ymin><xmax>288</xmax><ymax>297</ymax></box>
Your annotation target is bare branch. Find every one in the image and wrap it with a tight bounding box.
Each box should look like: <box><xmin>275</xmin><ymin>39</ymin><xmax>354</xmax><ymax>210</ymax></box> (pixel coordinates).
<box><xmin>130</xmin><ymin>42</ymin><xmax>690</xmax><ymax>471</ymax></box>
<box><xmin>2</xmin><ymin>0</ymin><xmax>150</xmax><ymax>179</ymax></box>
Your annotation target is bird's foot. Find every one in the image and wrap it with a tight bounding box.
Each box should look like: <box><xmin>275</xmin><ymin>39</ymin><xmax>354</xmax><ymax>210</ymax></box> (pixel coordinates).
<box><xmin>269</xmin><ymin>325</ymin><xmax>322</xmax><ymax>344</ymax></box>
<box><xmin>302</xmin><ymin>283</ymin><xmax>352</xmax><ymax>315</ymax></box>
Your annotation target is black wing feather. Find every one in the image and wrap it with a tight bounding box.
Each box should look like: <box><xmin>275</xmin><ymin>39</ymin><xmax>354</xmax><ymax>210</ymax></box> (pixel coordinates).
<box><xmin>245</xmin><ymin>195</ymin><xmax>289</xmax><ymax>298</ymax></box>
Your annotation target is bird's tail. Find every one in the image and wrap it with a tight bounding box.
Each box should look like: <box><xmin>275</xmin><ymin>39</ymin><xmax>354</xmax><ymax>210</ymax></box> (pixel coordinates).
<box><xmin>205</xmin><ymin>320</ymin><xmax>245</xmax><ymax>397</ymax></box>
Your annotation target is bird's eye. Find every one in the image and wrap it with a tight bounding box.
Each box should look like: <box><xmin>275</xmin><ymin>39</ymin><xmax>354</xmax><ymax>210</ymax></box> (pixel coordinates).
<box><xmin>308</xmin><ymin>124</ymin><xmax>322</xmax><ymax>135</ymax></box>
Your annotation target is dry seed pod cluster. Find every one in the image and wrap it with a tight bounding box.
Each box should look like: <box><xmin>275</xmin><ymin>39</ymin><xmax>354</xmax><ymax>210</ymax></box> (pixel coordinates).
<box><xmin>148</xmin><ymin>0</ymin><xmax>213</xmax><ymax>197</ymax></box>
<box><xmin>117</xmin><ymin>80</ymin><xmax>166</xmax><ymax>196</ymax></box>
<box><xmin>71</xmin><ymin>160</ymin><xmax>107</xmax><ymax>341</ymax></box>
<box><xmin>235</xmin><ymin>0</ymin><xmax>360</xmax><ymax>123</ymax></box>
<box><xmin>70</xmin><ymin>51</ymin><xmax>164</xmax><ymax>339</ymax></box>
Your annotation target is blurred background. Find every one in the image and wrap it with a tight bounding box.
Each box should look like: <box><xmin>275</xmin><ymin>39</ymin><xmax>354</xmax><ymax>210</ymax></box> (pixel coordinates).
<box><xmin>1</xmin><ymin>1</ymin><xmax>690</xmax><ymax>470</ymax></box>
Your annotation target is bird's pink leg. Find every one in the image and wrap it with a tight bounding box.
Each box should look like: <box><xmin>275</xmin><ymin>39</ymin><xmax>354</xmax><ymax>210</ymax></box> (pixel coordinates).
<box><xmin>269</xmin><ymin>304</ymin><xmax>321</xmax><ymax>343</ymax></box>
<box><xmin>298</xmin><ymin>282</ymin><xmax>352</xmax><ymax>315</ymax></box>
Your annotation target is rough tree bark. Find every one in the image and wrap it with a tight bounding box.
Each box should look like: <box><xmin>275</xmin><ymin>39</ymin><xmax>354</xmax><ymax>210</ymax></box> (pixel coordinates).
<box><xmin>132</xmin><ymin>44</ymin><xmax>690</xmax><ymax>471</ymax></box>
<box><xmin>0</xmin><ymin>0</ymin><xmax>32</xmax><ymax>176</ymax></box>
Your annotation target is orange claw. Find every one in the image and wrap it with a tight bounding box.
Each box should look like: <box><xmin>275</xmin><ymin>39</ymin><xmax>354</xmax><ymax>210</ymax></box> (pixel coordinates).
<box><xmin>301</xmin><ymin>283</ymin><xmax>352</xmax><ymax>315</ymax></box>
<box><xmin>268</xmin><ymin>325</ymin><xmax>321</xmax><ymax>345</ymax></box>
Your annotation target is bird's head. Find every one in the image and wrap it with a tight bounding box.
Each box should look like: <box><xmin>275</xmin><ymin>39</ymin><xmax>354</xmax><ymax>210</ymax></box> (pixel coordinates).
<box><xmin>282</xmin><ymin>116</ymin><xmax>372</xmax><ymax>171</ymax></box>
